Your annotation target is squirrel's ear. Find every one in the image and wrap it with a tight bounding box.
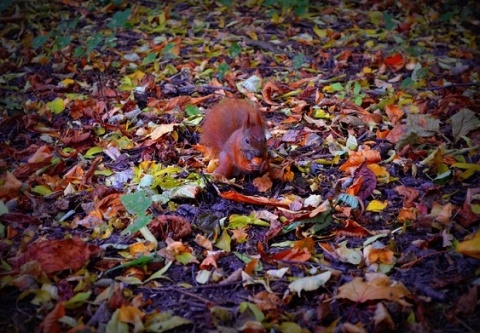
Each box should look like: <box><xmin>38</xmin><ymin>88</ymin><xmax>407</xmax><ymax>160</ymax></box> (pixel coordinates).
<box><xmin>256</xmin><ymin>109</ymin><xmax>263</xmax><ymax>125</ymax></box>
<box><xmin>243</xmin><ymin>112</ymin><xmax>251</xmax><ymax>127</ymax></box>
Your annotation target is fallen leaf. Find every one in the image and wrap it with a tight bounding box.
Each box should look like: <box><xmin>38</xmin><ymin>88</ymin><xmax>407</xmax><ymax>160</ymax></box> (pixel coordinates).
<box><xmin>288</xmin><ymin>271</ymin><xmax>332</xmax><ymax>296</ymax></box>
<box><xmin>335</xmin><ymin>274</ymin><xmax>410</xmax><ymax>305</ymax></box>
<box><xmin>12</xmin><ymin>238</ymin><xmax>101</xmax><ymax>275</ymax></box>
<box><xmin>456</xmin><ymin>230</ymin><xmax>480</xmax><ymax>259</ymax></box>
<box><xmin>253</xmin><ymin>173</ymin><xmax>273</xmax><ymax>192</ymax></box>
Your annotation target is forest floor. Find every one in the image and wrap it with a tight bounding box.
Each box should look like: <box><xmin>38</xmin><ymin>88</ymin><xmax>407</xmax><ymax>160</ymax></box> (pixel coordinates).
<box><xmin>0</xmin><ymin>1</ymin><xmax>480</xmax><ymax>332</ymax></box>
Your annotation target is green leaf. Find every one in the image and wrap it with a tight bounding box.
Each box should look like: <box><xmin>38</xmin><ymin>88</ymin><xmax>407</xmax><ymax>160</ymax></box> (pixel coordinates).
<box><xmin>185</xmin><ymin>105</ymin><xmax>201</xmax><ymax>116</ymax></box>
<box><xmin>451</xmin><ymin>108</ymin><xmax>480</xmax><ymax>142</ymax></box>
<box><xmin>215</xmin><ymin>229</ymin><xmax>231</xmax><ymax>252</ymax></box>
<box><xmin>175</xmin><ymin>252</ymin><xmax>198</xmax><ymax>265</ymax></box>
<box><xmin>0</xmin><ymin>200</ymin><xmax>9</xmax><ymax>215</ymax></box>
<box><xmin>31</xmin><ymin>185</ymin><xmax>53</xmax><ymax>196</ymax></box>
<box><xmin>292</xmin><ymin>53</ymin><xmax>307</xmax><ymax>70</ymax></box>
<box><xmin>55</xmin><ymin>35</ymin><xmax>72</xmax><ymax>49</ymax></box>
<box><xmin>217</xmin><ymin>63</ymin><xmax>229</xmax><ymax>80</ymax></box>
<box><xmin>0</xmin><ymin>0</ymin><xmax>14</xmax><ymax>11</ymax></box>
<box><xmin>108</xmin><ymin>8</ymin><xmax>132</xmax><ymax>29</ymax></box>
<box><xmin>32</xmin><ymin>35</ymin><xmax>50</xmax><ymax>49</ymax></box>
<box><xmin>228</xmin><ymin>42</ymin><xmax>242</xmax><ymax>58</ymax></box>
<box><xmin>227</xmin><ymin>214</ymin><xmax>269</xmax><ymax>229</ymax></box>
<box><xmin>106</xmin><ymin>254</ymin><xmax>156</xmax><ymax>274</ymax></box>
<box><xmin>354</xmin><ymin>95</ymin><xmax>363</xmax><ymax>106</ymax></box>
<box><xmin>279</xmin><ymin>322</ymin><xmax>303</xmax><ymax>333</ymax></box>
<box><xmin>64</xmin><ymin>292</ymin><xmax>92</xmax><ymax>309</ymax></box>
<box><xmin>400</xmin><ymin>77</ymin><xmax>415</xmax><ymax>89</ymax></box>
<box><xmin>121</xmin><ymin>191</ymin><xmax>152</xmax><ymax>215</ymax></box>
<box><xmin>439</xmin><ymin>10</ymin><xmax>458</xmax><ymax>22</ymax></box>
<box><xmin>86</xmin><ymin>34</ymin><xmax>103</xmax><ymax>55</ymax></box>
<box><xmin>144</xmin><ymin>260</ymin><xmax>172</xmax><ymax>283</ymax></box>
<box><xmin>84</xmin><ymin>146</ymin><xmax>103</xmax><ymax>159</ymax></box>
<box><xmin>145</xmin><ymin>312</ymin><xmax>192</xmax><ymax>333</ymax></box>
<box><xmin>330</xmin><ymin>82</ymin><xmax>344</xmax><ymax>91</ymax></box>
<box><xmin>123</xmin><ymin>215</ymin><xmax>152</xmax><ymax>235</ymax></box>
<box><xmin>143</xmin><ymin>52</ymin><xmax>157</xmax><ymax>64</ymax></box>
<box><xmin>383</xmin><ymin>11</ymin><xmax>396</xmax><ymax>31</ymax></box>
<box><xmin>353</xmin><ymin>81</ymin><xmax>361</xmax><ymax>95</ymax></box>
<box><xmin>368</xmin><ymin>11</ymin><xmax>383</xmax><ymax>26</ymax></box>
<box><xmin>161</xmin><ymin>43</ymin><xmax>176</xmax><ymax>59</ymax></box>
<box><xmin>73</xmin><ymin>46</ymin><xmax>85</xmax><ymax>57</ymax></box>
<box><xmin>47</xmin><ymin>98</ymin><xmax>65</xmax><ymax>114</ymax></box>
<box><xmin>239</xmin><ymin>302</ymin><xmax>265</xmax><ymax>322</ymax></box>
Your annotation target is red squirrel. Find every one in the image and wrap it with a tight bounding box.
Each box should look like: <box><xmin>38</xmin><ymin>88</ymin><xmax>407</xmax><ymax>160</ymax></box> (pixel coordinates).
<box><xmin>200</xmin><ymin>98</ymin><xmax>268</xmax><ymax>178</ymax></box>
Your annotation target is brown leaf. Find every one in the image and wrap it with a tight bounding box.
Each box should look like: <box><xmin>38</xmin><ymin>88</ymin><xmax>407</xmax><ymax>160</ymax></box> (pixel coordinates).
<box><xmin>385</xmin><ymin>105</ymin><xmax>405</xmax><ymax>125</ymax></box>
<box><xmin>149</xmin><ymin>215</ymin><xmax>192</xmax><ymax>240</ymax></box>
<box><xmin>12</xmin><ymin>238</ymin><xmax>101</xmax><ymax>275</ymax></box>
<box><xmin>0</xmin><ymin>212</ymin><xmax>40</xmax><ymax>226</ymax></box>
<box><xmin>249</xmin><ymin>291</ymin><xmax>280</xmax><ymax>311</ymax></box>
<box><xmin>335</xmin><ymin>274</ymin><xmax>410</xmax><ymax>305</ymax></box>
<box><xmin>394</xmin><ymin>185</ymin><xmax>419</xmax><ymax>208</ymax></box>
<box><xmin>355</xmin><ymin>164</ymin><xmax>376</xmax><ymax>200</ymax></box>
<box><xmin>253</xmin><ymin>173</ymin><xmax>273</xmax><ymax>192</ymax></box>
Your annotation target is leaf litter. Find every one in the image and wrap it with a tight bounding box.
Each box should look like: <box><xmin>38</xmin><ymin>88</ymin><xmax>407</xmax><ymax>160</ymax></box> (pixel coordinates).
<box><xmin>0</xmin><ymin>0</ymin><xmax>480</xmax><ymax>332</ymax></box>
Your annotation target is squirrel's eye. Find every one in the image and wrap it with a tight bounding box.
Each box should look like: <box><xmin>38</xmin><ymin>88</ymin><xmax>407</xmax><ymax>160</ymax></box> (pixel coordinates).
<box><xmin>245</xmin><ymin>138</ymin><xmax>250</xmax><ymax>144</ymax></box>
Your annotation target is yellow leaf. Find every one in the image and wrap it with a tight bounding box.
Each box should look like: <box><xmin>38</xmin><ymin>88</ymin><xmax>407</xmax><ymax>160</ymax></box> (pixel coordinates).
<box><xmin>366</xmin><ymin>200</ymin><xmax>388</xmax><ymax>212</ymax></box>
<box><xmin>47</xmin><ymin>98</ymin><xmax>65</xmax><ymax>114</ymax></box>
<box><xmin>313</xmin><ymin>26</ymin><xmax>327</xmax><ymax>38</ymax></box>
<box><xmin>456</xmin><ymin>230</ymin><xmax>480</xmax><ymax>259</ymax></box>
<box><xmin>367</xmin><ymin>164</ymin><xmax>390</xmax><ymax>183</ymax></box>
<box><xmin>452</xmin><ymin>162</ymin><xmax>480</xmax><ymax>180</ymax></box>
<box><xmin>60</xmin><ymin>78</ymin><xmax>75</xmax><ymax>87</ymax></box>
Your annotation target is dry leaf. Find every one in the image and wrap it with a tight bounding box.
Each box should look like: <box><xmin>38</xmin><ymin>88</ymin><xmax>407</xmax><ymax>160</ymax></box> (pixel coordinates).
<box><xmin>253</xmin><ymin>173</ymin><xmax>273</xmax><ymax>192</ymax></box>
<box><xmin>335</xmin><ymin>274</ymin><xmax>410</xmax><ymax>305</ymax></box>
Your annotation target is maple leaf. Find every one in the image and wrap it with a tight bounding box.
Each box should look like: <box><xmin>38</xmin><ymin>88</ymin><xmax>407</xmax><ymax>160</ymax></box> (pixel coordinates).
<box><xmin>335</xmin><ymin>274</ymin><xmax>411</xmax><ymax>305</ymax></box>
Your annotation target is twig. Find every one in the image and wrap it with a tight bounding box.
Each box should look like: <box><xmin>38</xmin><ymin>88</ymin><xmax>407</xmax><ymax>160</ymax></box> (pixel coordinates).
<box><xmin>168</xmin><ymin>287</ymin><xmax>215</xmax><ymax>306</ymax></box>
<box><xmin>279</xmin><ymin>259</ymin><xmax>347</xmax><ymax>272</ymax></box>
<box><xmin>400</xmin><ymin>250</ymin><xmax>450</xmax><ymax>269</ymax></box>
<box><xmin>419</xmin><ymin>82</ymin><xmax>480</xmax><ymax>91</ymax></box>
<box><xmin>0</xmin><ymin>15</ymin><xmax>25</xmax><ymax>23</ymax></box>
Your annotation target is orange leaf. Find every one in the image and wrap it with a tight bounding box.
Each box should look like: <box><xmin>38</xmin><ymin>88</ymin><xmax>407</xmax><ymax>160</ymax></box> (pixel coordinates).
<box><xmin>218</xmin><ymin>189</ymin><xmax>289</xmax><ymax>208</ymax></box>
<box><xmin>397</xmin><ymin>207</ymin><xmax>417</xmax><ymax>222</ymax></box>
<box><xmin>293</xmin><ymin>237</ymin><xmax>315</xmax><ymax>253</ymax></box>
<box><xmin>118</xmin><ymin>305</ymin><xmax>145</xmax><ymax>324</ymax></box>
<box><xmin>200</xmin><ymin>250</ymin><xmax>224</xmax><ymax>270</ymax></box>
<box><xmin>27</xmin><ymin>145</ymin><xmax>53</xmax><ymax>163</ymax></box>
<box><xmin>41</xmin><ymin>302</ymin><xmax>65</xmax><ymax>333</ymax></box>
<box><xmin>339</xmin><ymin>151</ymin><xmax>365</xmax><ymax>174</ymax></box>
<box><xmin>253</xmin><ymin>173</ymin><xmax>273</xmax><ymax>192</ymax></box>
<box><xmin>334</xmin><ymin>219</ymin><xmax>371</xmax><ymax>237</ymax></box>
<box><xmin>385</xmin><ymin>105</ymin><xmax>404</xmax><ymax>125</ymax></box>
<box><xmin>272</xmin><ymin>248</ymin><xmax>311</xmax><ymax>262</ymax></box>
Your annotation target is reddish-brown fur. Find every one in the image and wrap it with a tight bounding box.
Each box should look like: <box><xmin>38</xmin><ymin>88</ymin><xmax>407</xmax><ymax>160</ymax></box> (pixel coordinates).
<box><xmin>200</xmin><ymin>99</ymin><xmax>268</xmax><ymax>178</ymax></box>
